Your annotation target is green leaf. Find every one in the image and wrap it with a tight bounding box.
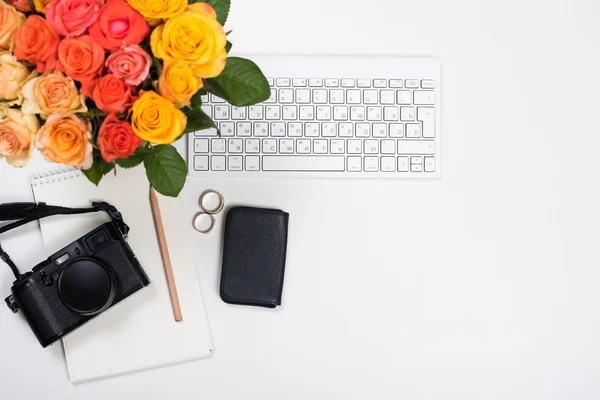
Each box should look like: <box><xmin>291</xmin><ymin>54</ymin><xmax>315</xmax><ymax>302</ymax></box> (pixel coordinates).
<box><xmin>183</xmin><ymin>106</ymin><xmax>218</xmax><ymax>134</ymax></box>
<box><xmin>143</xmin><ymin>145</ymin><xmax>187</xmax><ymax>197</ymax></box>
<box><xmin>203</xmin><ymin>57</ymin><xmax>271</xmax><ymax>107</ymax></box>
<box><xmin>194</xmin><ymin>0</ymin><xmax>230</xmax><ymax>26</ymax></box>
<box><xmin>189</xmin><ymin>91</ymin><xmax>203</xmax><ymax>108</ymax></box>
<box><xmin>116</xmin><ymin>154</ymin><xmax>144</xmax><ymax>169</ymax></box>
<box><xmin>225</xmin><ymin>40</ymin><xmax>232</xmax><ymax>53</ymax></box>
<box><xmin>82</xmin><ymin>151</ymin><xmax>114</xmax><ymax>185</ymax></box>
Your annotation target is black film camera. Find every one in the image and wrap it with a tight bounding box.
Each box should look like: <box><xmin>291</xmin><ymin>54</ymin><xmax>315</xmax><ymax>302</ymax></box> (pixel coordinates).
<box><xmin>0</xmin><ymin>202</ymin><xmax>149</xmax><ymax>347</ymax></box>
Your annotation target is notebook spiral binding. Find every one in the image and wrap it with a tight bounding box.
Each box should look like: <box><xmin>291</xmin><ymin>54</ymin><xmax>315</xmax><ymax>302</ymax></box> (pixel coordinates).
<box><xmin>31</xmin><ymin>167</ymin><xmax>81</xmax><ymax>187</ymax></box>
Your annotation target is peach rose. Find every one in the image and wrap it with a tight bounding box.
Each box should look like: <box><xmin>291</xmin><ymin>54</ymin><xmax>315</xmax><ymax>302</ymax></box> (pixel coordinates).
<box><xmin>34</xmin><ymin>0</ymin><xmax>53</xmax><ymax>13</ymax></box>
<box><xmin>0</xmin><ymin>107</ymin><xmax>40</xmax><ymax>167</ymax></box>
<box><xmin>0</xmin><ymin>2</ymin><xmax>26</xmax><ymax>51</ymax></box>
<box><xmin>36</xmin><ymin>113</ymin><xmax>93</xmax><ymax>169</ymax></box>
<box><xmin>91</xmin><ymin>74</ymin><xmax>134</xmax><ymax>114</ymax></box>
<box><xmin>89</xmin><ymin>0</ymin><xmax>149</xmax><ymax>51</ymax></box>
<box><xmin>22</xmin><ymin>71</ymin><xmax>87</xmax><ymax>117</ymax></box>
<box><xmin>97</xmin><ymin>113</ymin><xmax>141</xmax><ymax>162</ymax></box>
<box><xmin>0</xmin><ymin>52</ymin><xmax>33</xmax><ymax>106</ymax></box>
<box><xmin>14</xmin><ymin>16</ymin><xmax>60</xmax><ymax>72</ymax></box>
<box><xmin>57</xmin><ymin>35</ymin><xmax>105</xmax><ymax>86</ymax></box>
<box><xmin>46</xmin><ymin>0</ymin><xmax>105</xmax><ymax>37</ymax></box>
<box><xmin>105</xmin><ymin>45</ymin><xmax>150</xmax><ymax>86</ymax></box>
<box><xmin>8</xmin><ymin>0</ymin><xmax>31</xmax><ymax>13</ymax></box>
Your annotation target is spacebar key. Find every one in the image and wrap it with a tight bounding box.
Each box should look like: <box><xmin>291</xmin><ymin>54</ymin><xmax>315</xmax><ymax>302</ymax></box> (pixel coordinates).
<box><xmin>262</xmin><ymin>156</ymin><xmax>345</xmax><ymax>171</ymax></box>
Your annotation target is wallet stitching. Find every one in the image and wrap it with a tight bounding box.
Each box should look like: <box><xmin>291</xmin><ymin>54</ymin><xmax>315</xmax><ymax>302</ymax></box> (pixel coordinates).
<box><xmin>220</xmin><ymin>206</ymin><xmax>288</xmax><ymax>306</ymax></box>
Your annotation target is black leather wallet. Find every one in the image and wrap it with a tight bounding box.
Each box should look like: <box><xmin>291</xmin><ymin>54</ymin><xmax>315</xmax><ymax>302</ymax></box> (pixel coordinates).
<box><xmin>220</xmin><ymin>206</ymin><xmax>289</xmax><ymax>308</ymax></box>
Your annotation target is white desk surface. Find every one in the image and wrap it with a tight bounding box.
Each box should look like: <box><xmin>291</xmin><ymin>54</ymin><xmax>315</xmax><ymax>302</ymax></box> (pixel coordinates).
<box><xmin>2</xmin><ymin>0</ymin><xmax>600</xmax><ymax>398</ymax></box>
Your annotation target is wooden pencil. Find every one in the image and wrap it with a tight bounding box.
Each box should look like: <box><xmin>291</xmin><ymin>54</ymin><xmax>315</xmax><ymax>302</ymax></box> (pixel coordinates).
<box><xmin>149</xmin><ymin>187</ymin><xmax>183</xmax><ymax>322</ymax></box>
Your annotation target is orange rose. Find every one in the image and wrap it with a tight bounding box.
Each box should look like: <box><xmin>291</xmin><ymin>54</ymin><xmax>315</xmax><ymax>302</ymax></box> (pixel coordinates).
<box><xmin>7</xmin><ymin>0</ymin><xmax>30</xmax><ymax>13</ymax></box>
<box><xmin>57</xmin><ymin>35</ymin><xmax>105</xmax><ymax>86</ymax></box>
<box><xmin>97</xmin><ymin>113</ymin><xmax>142</xmax><ymax>162</ymax></box>
<box><xmin>0</xmin><ymin>2</ymin><xmax>26</xmax><ymax>51</ymax></box>
<box><xmin>0</xmin><ymin>108</ymin><xmax>39</xmax><ymax>167</ymax></box>
<box><xmin>36</xmin><ymin>113</ymin><xmax>93</xmax><ymax>169</ymax></box>
<box><xmin>21</xmin><ymin>71</ymin><xmax>87</xmax><ymax>117</ymax></box>
<box><xmin>89</xmin><ymin>0</ymin><xmax>149</xmax><ymax>51</ymax></box>
<box><xmin>91</xmin><ymin>74</ymin><xmax>134</xmax><ymax>114</ymax></box>
<box><xmin>14</xmin><ymin>16</ymin><xmax>60</xmax><ymax>73</ymax></box>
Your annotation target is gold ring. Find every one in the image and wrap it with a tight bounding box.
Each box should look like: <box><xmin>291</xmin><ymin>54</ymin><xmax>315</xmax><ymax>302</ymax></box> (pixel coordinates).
<box><xmin>192</xmin><ymin>212</ymin><xmax>215</xmax><ymax>234</ymax></box>
<box><xmin>199</xmin><ymin>189</ymin><xmax>225</xmax><ymax>215</ymax></box>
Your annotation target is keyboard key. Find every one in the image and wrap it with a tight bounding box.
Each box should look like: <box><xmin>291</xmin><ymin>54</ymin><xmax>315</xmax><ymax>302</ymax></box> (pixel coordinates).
<box><xmin>246</xmin><ymin>155</ymin><xmax>260</xmax><ymax>171</ymax></box>
<box><xmin>263</xmin><ymin>156</ymin><xmax>345</xmax><ymax>171</ymax></box>
<box><xmin>363</xmin><ymin>90</ymin><xmax>378</xmax><ymax>104</ymax></box>
<box><xmin>373</xmin><ymin>79</ymin><xmax>386</xmax><ymax>88</ymax></box>
<box><xmin>397</xmin><ymin>90</ymin><xmax>412</xmax><ymax>104</ymax></box>
<box><xmin>299</xmin><ymin>105</ymin><xmax>315</xmax><ymax>120</ymax></box>
<box><xmin>405</xmin><ymin>79</ymin><xmax>419</xmax><ymax>88</ymax></box>
<box><xmin>347</xmin><ymin>156</ymin><xmax>362</xmax><ymax>172</ymax></box>
<box><xmin>347</xmin><ymin>90</ymin><xmax>361</xmax><ymax>104</ymax></box>
<box><xmin>325</xmin><ymin>78</ymin><xmax>339</xmax><ymax>87</ymax></box>
<box><xmin>367</xmin><ymin>106</ymin><xmax>382</xmax><ymax>121</ymax></box>
<box><xmin>414</xmin><ymin>90</ymin><xmax>435</xmax><ymax>105</ymax></box>
<box><xmin>211</xmin><ymin>138</ymin><xmax>225</xmax><ymax>153</ymax></box>
<box><xmin>282</xmin><ymin>105</ymin><xmax>297</xmax><ymax>120</ymax></box>
<box><xmin>333</xmin><ymin>106</ymin><xmax>348</xmax><ymax>121</ymax></box>
<box><xmin>228</xmin><ymin>138</ymin><xmax>243</xmax><ymax>153</ymax></box>
<box><xmin>355</xmin><ymin>123</ymin><xmax>370</xmax><ymax>137</ymax></box>
<box><xmin>347</xmin><ymin>139</ymin><xmax>362</xmax><ymax>154</ymax></box>
<box><xmin>248</xmin><ymin>106</ymin><xmax>263</xmax><ymax>120</ymax></box>
<box><xmin>322</xmin><ymin>122</ymin><xmax>337</xmax><ymax>137</ymax></box>
<box><xmin>350</xmin><ymin>106</ymin><xmax>365</xmax><ymax>121</ymax></box>
<box><xmin>316</xmin><ymin>106</ymin><xmax>331</xmax><ymax>120</ymax></box>
<box><xmin>280</xmin><ymin>139</ymin><xmax>294</xmax><ymax>153</ymax></box>
<box><xmin>389</xmin><ymin>123</ymin><xmax>404</xmax><ymax>138</ymax></box>
<box><xmin>389</xmin><ymin>79</ymin><xmax>403</xmax><ymax>88</ymax></box>
<box><xmin>418</xmin><ymin>107</ymin><xmax>435</xmax><ymax>138</ymax></box>
<box><xmin>297</xmin><ymin>139</ymin><xmax>311</xmax><ymax>154</ymax></box>
<box><xmin>279</xmin><ymin>89</ymin><xmax>294</xmax><ymax>103</ymax></box>
<box><xmin>381</xmin><ymin>156</ymin><xmax>395</xmax><ymax>172</ymax></box>
<box><xmin>194</xmin><ymin>155</ymin><xmax>208</xmax><ymax>171</ymax></box>
<box><xmin>424</xmin><ymin>156</ymin><xmax>436</xmax><ymax>172</ymax></box>
<box><xmin>211</xmin><ymin>155</ymin><xmax>225</xmax><ymax>171</ymax></box>
<box><xmin>330</xmin><ymin>90</ymin><xmax>344</xmax><ymax>104</ymax></box>
<box><xmin>411</xmin><ymin>163</ymin><xmax>423</xmax><ymax>172</ymax></box>
<box><xmin>201</xmin><ymin>93</ymin><xmax>209</xmax><ymax>103</ymax></box>
<box><xmin>305</xmin><ymin>122</ymin><xmax>320</xmax><ymax>137</ymax></box>
<box><xmin>381</xmin><ymin>139</ymin><xmax>396</xmax><ymax>154</ymax></box>
<box><xmin>421</xmin><ymin>79</ymin><xmax>435</xmax><ymax>89</ymax></box>
<box><xmin>265</xmin><ymin>89</ymin><xmax>277</xmax><ymax>103</ymax></box>
<box><xmin>211</xmin><ymin>94</ymin><xmax>225</xmax><ymax>103</ymax></box>
<box><xmin>254</xmin><ymin>122</ymin><xmax>269</xmax><ymax>137</ymax></box>
<box><xmin>228</xmin><ymin>155</ymin><xmax>243</xmax><ymax>171</ymax></box>
<box><xmin>194</xmin><ymin>138</ymin><xmax>209</xmax><ymax>153</ymax></box>
<box><xmin>271</xmin><ymin>122</ymin><xmax>286</xmax><ymax>137</ymax></box>
<box><xmin>201</xmin><ymin>105</ymin><xmax>212</xmax><ymax>118</ymax></box>
<box><xmin>219</xmin><ymin>122</ymin><xmax>234</xmax><ymax>136</ymax></box>
<box><xmin>411</xmin><ymin>156</ymin><xmax>423</xmax><ymax>165</ymax></box>
<box><xmin>313</xmin><ymin>139</ymin><xmax>328</xmax><ymax>154</ymax></box>
<box><xmin>364</xmin><ymin>139</ymin><xmax>379</xmax><ymax>154</ymax></box>
<box><xmin>406</xmin><ymin>123</ymin><xmax>421</xmax><ymax>138</ymax></box>
<box><xmin>397</xmin><ymin>140</ymin><xmax>435</xmax><ymax>155</ymax></box>
<box><xmin>380</xmin><ymin>90</ymin><xmax>395</xmax><ymax>105</ymax></box>
<box><xmin>384</xmin><ymin>106</ymin><xmax>399</xmax><ymax>121</ymax></box>
<box><xmin>245</xmin><ymin>139</ymin><xmax>260</xmax><ymax>153</ymax></box>
<box><xmin>237</xmin><ymin>122</ymin><xmax>252</xmax><ymax>137</ymax></box>
<box><xmin>372</xmin><ymin>123</ymin><xmax>387</xmax><ymax>138</ymax></box>
<box><xmin>231</xmin><ymin>106</ymin><xmax>246</xmax><ymax>120</ymax></box>
<box><xmin>341</xmin><ymin>79</ymin><xmax>355</xmax><ymax>87</ymax></box>
<box><xmin>214</xmin><ymin>105</ymin><xmax>229</xmax><ymax>119</ymax></box>
<box><xmin>400</xmin><ymin>107</ymin><xmax>415</xmax><ymax>121</ymax></box>
<box><xmin>267</xmin><ymin>78</ymin><xmax>274</xmax><ymax>87</ymax></box>
<box><xmin>330</xmin><ymin>139</ymin><xmax>345</xmax><ymax>154</ymax></box>
<box><xmin>296</xmin><ymin>89</ymin><xmax>311</xmax><ymax>104</ymax></box>
<box><xmin>313</xmin><ymin>89</ymin><xmax>328</xmax><ymax>104</ymax></box>
<box><xmin>288</xmin><ymin>122</ymin><xmax>303</xmax><ymax>137</ymax></box>
<box><xmin>339</xmin><ymin>123</ymin><xmax>354</xmax><ymax>137</ymax></box>
<box><xmin>263</xmin><ymin>139</ymin><xmax>277</xmax><ymax>153</ymax></box>
<box><xmin>357</xmin><ymin>78</ymin><xmax>371</xmax><ymax>88</ymax></box>
<box><xmin>309</xmin><ymin>78</ymin><xmax>323</xmax><ymax>87</ymax></box>
<box><xmin>292</xmin><ymin>78</ymin><xmax>307</xmax><ymax>87</ymax></box>
<box><xmin>364</xmin><ymin>156</ymin><xmax>379</xmax><ymax>171</ymax></box>
<box><xmin>265</xmin><ymin>105</ymin><xmax>280</xmax><ymax>120</ymax></box>
<box><xmin>276</xmin><ymin>78</ymin><xmax>290</xmax><ymax>87</ymax></box>
<box><xmin>397</xmin><ymin>156</ymin><xmax>409</xmax><ymax>172</ymax></box>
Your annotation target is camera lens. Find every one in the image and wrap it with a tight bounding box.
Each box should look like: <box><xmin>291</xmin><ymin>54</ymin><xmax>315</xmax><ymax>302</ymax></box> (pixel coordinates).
<box><xmin>57</xmin><ymin>258</ymin><xmax>117</xmax><ymax>316</ymax></box>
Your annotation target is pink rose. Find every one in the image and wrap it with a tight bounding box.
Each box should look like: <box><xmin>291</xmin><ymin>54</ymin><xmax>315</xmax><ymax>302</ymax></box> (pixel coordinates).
<box><xmin>105</xmin><ymin>45</ymin><xmax>151</xmax><ymax>86</ymax></box>
<box><xmin>46</xmin><ymin>0</ymin><xmax>105</xmax><ymax>37</ymax></box>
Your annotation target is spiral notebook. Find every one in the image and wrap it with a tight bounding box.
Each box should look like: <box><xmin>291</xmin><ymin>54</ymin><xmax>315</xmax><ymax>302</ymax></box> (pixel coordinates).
<box><xmin>31</xmin><ymin>168</ymin><xmax>213</xmax><ymax>383</ymax></box>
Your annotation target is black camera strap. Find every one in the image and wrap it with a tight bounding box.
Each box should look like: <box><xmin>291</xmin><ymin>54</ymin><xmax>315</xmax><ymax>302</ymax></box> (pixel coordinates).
<box><xmin>0</xmin><ymin>202</ymin><xmax>128</xmax><ymax>280</ymax></box>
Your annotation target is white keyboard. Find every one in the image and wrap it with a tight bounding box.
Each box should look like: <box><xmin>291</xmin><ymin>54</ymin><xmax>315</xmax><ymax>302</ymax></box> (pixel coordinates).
<box><xmin>188</xmin><ymin>55</ymin><xmax>440</xmax><ymax>178</ymax></box>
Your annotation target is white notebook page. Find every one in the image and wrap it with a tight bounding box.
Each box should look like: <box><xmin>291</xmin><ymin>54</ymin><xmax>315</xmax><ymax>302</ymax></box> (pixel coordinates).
<box><xmin>31</xmin><ymin>169</ymin><xmax>212</xmax><ymax>382</ymax></box>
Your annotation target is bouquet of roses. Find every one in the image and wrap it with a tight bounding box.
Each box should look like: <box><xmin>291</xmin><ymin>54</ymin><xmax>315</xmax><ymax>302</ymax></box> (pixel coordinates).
<box><xmin>0</xmin><ymin>0</ymin><xmax>269</xmax><ymax>196</ymax></box>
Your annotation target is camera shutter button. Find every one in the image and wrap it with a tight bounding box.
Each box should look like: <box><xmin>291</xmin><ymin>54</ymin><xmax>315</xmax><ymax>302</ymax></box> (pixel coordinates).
<box><xmin>40</xmin><ymin>271</ymin><xmax>53</xmax><ymax>286</ymax></box>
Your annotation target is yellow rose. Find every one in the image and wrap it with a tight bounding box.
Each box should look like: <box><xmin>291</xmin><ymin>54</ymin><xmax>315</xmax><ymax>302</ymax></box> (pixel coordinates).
<box><xmin>150</xmin><ymin>3</ymin><xmax>226</xmax><ymax>78</ymax></box>
<box><xmin>0</xmin><ymin>52</ymin><xmax>33</xmax><ymax>106</ymax></box>
<box><xmin>158</xmin><ymin>61</ymin><xmax>203</xmax><ymax>106</ymax></box>
<box><xmin>0</xmin><ymin>2</ymin><xmax>26</xmax><ymax>51</ymax></box>
<box><xmin>0</xmin><ymin>107</ymin><xmax>39</xmax><ymax>167</ymax></box>
<box><xmin>22</xmin><ymin>71</ymin><xmax>87</xmax><ymax>118</ymax></box>
<box><xmin>36</xmin><ymin>113</ymin><xmax>93</xmax><ymax>169</ymax></box>
<box><xmin>33</xmin><ymin>0</ymin><xmax>52</xmax><ymax>14</ymax></box>
<box><xmin>130</xmin><ymin>91</ymin><xmax>186</xmax><ymax>144</ymax></box>
<box><xmin>127</xmin><ymin>0</ymin><xmax>187</xmax><ymax>23</ymax></box>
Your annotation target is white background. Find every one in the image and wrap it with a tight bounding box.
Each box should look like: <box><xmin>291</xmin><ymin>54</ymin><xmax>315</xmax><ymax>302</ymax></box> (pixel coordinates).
<box><xmin>1</xmin><ymin>0</ymin><xmax>600</xmax><ymax>398</ymax></box>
